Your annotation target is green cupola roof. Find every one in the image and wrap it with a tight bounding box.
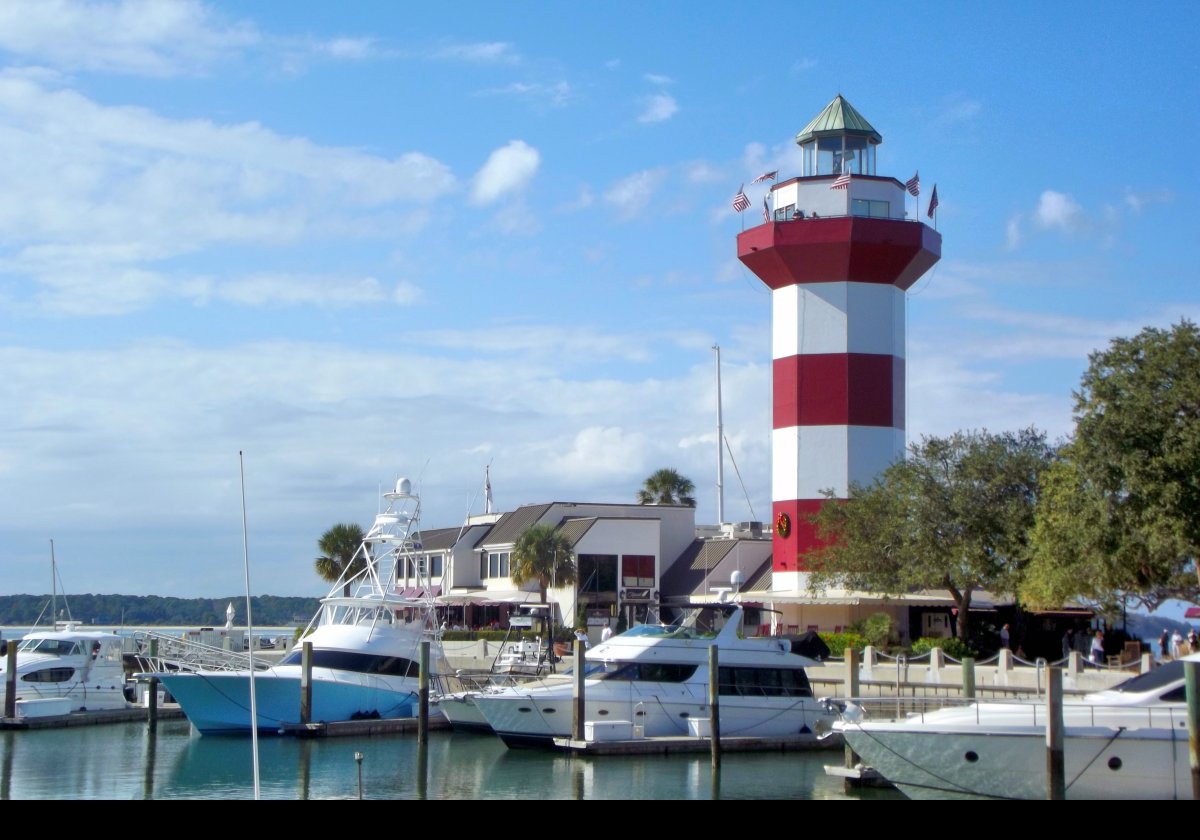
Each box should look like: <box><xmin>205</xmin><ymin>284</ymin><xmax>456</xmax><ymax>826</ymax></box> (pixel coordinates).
<box><xmin>795</xmin><ymin>95</ymin><xmax>882</xmax><ymax>145</ymax></box>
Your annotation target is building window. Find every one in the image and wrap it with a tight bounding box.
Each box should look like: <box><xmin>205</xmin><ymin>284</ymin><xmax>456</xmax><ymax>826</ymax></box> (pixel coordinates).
<box><xmin>579</xmin><ymin>554</ymin><xmax>618</xmax><ymax>596</ymax></box>
<box><xmin>488</xmin><ymin>552</ymin><xmax>510</xmax><ymax>578</ymax></box>
<box><xmin>429</xmin><ymin>555</ymin><xmax>443</xmax><ymax>578</ymax></box>
<box><xmin>621</xmin><ymin>555</ymin><xmax>655</xmax><ymax>588</ymax></box>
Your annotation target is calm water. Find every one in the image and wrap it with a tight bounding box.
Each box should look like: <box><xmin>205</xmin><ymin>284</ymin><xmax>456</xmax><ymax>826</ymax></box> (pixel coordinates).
<box><xmin>0</xmin><ymin>720</ymin><xmax>900</xmax><ymax>800</ymax></box>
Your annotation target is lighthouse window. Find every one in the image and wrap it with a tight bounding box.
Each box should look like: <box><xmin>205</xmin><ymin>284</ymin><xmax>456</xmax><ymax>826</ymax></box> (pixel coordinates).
<box><xmin>852</xmin><ymin>199</ymin><xmax>890</xmax><ymax>218</ymax></box>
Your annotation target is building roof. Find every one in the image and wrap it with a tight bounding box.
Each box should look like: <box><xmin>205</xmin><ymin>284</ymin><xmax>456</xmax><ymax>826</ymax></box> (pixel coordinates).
<box><xmin>474</xmin><ymin>503</ymin><xmax>553</xmax><ymax>548</ymax></box>
<box><xmin>795</xmin><ymin>94</ymin><xmax>882</xmax><ymax>145</ymax></box>
<box><xmin>660</xmin><ymin>538</ymin><xmax>773</xmax><ymax>599</ymax></box>
<box><xmin>556</xmin><ymin>516</ymin><xmax>598</xmax><ymax>546</ymax></box>
<box><xmin>415</xmin><ymin>526</ymin><xmax>465</xmax><ymax>552</ymax></box>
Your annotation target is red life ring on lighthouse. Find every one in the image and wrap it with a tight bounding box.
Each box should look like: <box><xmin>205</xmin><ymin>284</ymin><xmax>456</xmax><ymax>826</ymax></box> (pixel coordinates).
<box><xmin>775</xmin><ymin>512</ymin><xmax>791</xmax><ymax>539</ymax></box>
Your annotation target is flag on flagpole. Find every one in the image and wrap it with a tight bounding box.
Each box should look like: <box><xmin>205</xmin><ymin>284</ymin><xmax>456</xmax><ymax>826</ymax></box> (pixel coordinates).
<box><xmin>830</xmin><ymin>170</ymin><xmax>851</xmax><ymax>190</ymax></box>
<box><xmin>732</xmin><ymin>185</ymin><xmax>750</xmax><ymax>213</ymax></box>
<box><xmin>762</xmin><ymin>195</ymin><xmax>770</xmax><ymax>223</ymax></box>
<box><xmin>927</xmin><ymin>184</ymin><xmax>939</xmax><ymax>218</ymax></box>
<box><xmin>751</xmin><ymin>170</ymin><xmax>778</xmax><ymax>184</ymax></box>
<box><xmin>484</xmin><ymin>466</ymin><xmax>493</xmax><ymax>514</ymax></box>
<box><xmin>905</xmin><ymin>171</ymin><xmax>920</xmax><ymax>197</ymax></box>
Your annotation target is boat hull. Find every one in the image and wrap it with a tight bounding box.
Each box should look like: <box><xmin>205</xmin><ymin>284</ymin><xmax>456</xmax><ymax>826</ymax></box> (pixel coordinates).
<box><xmin>840</xmin><ymin>721</ymin><xmax>1193</xmax><ymax>800</ymax></box>
<box><xmin>476</xmin><ymin>683</ymin><xmax>834</xmax><ymax>749</ymax></box>
<box><xmin>156</xmin><ymin>668</ymin><xmax>420</xmax><ymax>734</ymax></box>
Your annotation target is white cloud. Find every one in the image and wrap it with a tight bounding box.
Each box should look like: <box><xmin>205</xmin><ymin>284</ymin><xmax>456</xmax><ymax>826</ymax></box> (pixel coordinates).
<box><xmin>644</xmin><ymin>73</ymin><xmax>673</xmax><ymax>85</ymax></box>
<box><xmin>558</xmin><ymin>186</ymin><xmax>594</xmax><ymax>212</ymax></box>
<box><xmin>0</xmin><ymin>0</ymin><xmax>258</xmax><ymax>76</ymax></box>
<box><xmin>789</xmin><ymin>58</ymin><xmax>818</xmax><ymax>73</ymax></box>
<box><xmin>470</xmin><ymin>140</ymin><xmax>540</xmax><ymax>206</ymax></box>
<box><xmin>0</xmin><ymin>75</ymin><xmax>457</xmax><ymax>312</ymax></box>
<box><xmin>638</xmin><ymin>93</ymin><xmax>678</xmax><ymax>124</ymax></box>
<box><xmin>316</xmin><ymin>37</ymin><xmax>376</xmax><ymax>60</ymax></box>
<box><xmin>1005</xmin><ymin>214</ymin><xmax>1022</xmax><ymax>250</ymax></box>
<box><xmin>214</xmin><ymin>275</ymin><xmax>422</xmax><ymax>308</ymax></box>
<box><xmin>1033</xmin><ymin>190</ymin><xmax>1086</xmax><ymax>233</ymax></box>
<box><xmin>934</xmin><ymin>95</ymin><xmax>982</xmax><ymax>126</ymax></box>
<box><xmin>685</xmin><ymin>161</ymin><xmax>725</xmax><ymax>184</ymax></box>
<box><xmin>546</xmin><ymin>426</ymin><xmax>649</xmax><ymax>480</ymax></box>
<box><xmin>1122</xmin><ymin>188</ymin><xmax>1174</xmax><ymax>214</ymax></box>
<box><xmin>477</xmin><ymin>81</ymin><xmax>572</xmax><ymax>107</ymax></box>
<box><xmin>431</xmin><ymin>41</ymin><xmax>519</xmax><ymax>64</ymax></box>
<box><xmin>603</xmin><ymin>168</ymin><xmax>666</xmax><ymax>219</ymax></box>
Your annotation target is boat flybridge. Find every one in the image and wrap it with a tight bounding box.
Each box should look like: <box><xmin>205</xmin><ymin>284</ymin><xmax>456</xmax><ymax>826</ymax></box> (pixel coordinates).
<box><xmin>149</xmin><ymin>477</ymin><xmax>450</xmax><ymax>735</ymax></box>
<box><xmin>472</xmin><ymin>593</ymin><xmax>837</xmax><ymax>748</ymax></box>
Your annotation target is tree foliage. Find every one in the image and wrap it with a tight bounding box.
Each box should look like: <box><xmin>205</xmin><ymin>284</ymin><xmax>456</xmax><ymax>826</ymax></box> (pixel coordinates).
<box><xmin>1023</xmin><ymin>321</ymin><xmax>1200</xmax><ymax>612</ymax></box>
<box><xmin>314</xmin><ymin>522</ymin><xmax>367</xmax><ymax>597</ymax></box>
<box><xmin>510</xmin><ymin>524</ymin><xmax>577</xmax><ymax>603</ymax></box>
<box><xmin>636</xmin><ymin>467</ymin><xmax>696</xmax><ymax>507</ymax></box>
<box><xmin>808</xmin><ymin>429</ymin><xmax>1053</xmax><ymax>640</ymax></box>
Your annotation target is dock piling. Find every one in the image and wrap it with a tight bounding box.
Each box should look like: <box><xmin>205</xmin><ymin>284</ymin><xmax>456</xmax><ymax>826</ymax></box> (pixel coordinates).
<box><xmin>299</xmin><ymin>641</ymin><xmax>312</xmax><ymax>725</ymax></box>
<box><xmin>709</xmin><ymin>644</ymin><xmax>721</xmax><ymax>769</ymax></box>
<box><xmin>1187</xmin><ymin>661</ymin><xmax>1199</xmax><ymax>801</ymax></box>
<box><xmin>147</xmin><ymin>638</ymin><xmax>159</xmax><ymax>731</ymax></box>
<box><xmin>1045</xmin><ymin>667</ymin><xmax>1064</xmax><ymax>800</ymax></box>
<box><xmin>418</xmin><ymin>640</ymin><xmax>429</xmax><ymax>746</ymax></box>
<box><xmin>572</xmin><ymin>640</ymin><xmax>585</xmax><ymax>742</ymax></box>
<box><xmin>4</xmin><ymin>641</ymin><xmax>16</xmax><ymax>719</ymax></box>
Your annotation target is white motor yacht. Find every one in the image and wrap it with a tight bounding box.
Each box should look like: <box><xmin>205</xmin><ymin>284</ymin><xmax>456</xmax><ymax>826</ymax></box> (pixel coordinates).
<box><xmin>472</xmin><ymin>598</ymin><xmax>835</xmax><ymax>749</ymax></box>
<box><xmin>0</xmin><ymin>625</ymin><xmax>131</xmax><ymax>714</ymax></box>
<box><xmin>831</xmin><ymin>653</ymin><xmax>1198</xmax><ymax>799</ymax></box>
<box><xmin>149</xmin><ymin>477</ymin><xmax>450</xmax><ymax>735</ymax></box>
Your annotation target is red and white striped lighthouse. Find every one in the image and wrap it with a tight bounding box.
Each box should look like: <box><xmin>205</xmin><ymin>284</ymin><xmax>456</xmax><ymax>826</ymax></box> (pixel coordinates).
<box><xmin>737</xmin><ymin>95</ymin><xmax>940</xmax><ymax>590</ymax></box>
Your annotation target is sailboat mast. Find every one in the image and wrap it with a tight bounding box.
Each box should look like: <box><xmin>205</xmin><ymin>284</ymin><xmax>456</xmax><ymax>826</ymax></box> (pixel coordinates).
<box><xmin>713</xmin><ymin>345</ymin><xmax>725</xmax><ymax>526</ymax></box>
<box><xmin>50</xmin><ymin>538</ymin><xmax>56</xmax><ymax>626</ymax></box>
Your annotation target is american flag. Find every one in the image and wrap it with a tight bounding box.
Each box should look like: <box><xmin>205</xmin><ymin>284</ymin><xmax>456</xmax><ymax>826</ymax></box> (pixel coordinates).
<box><xmin>905</xmin><ymin>171</ymin><xmax>920</xmax><ymax>197</ymax></box>
<box><xmin>762</xmin><ymin>195</ymin><xmax>770</xmax><ymax>223</ymax></box>
<box><xmin>732</xmin><ymin>186</ymin><xmax>750</xmax><ymax>213</ymax></box>
<box><xmin>751</xmin><ymin>170</ymin><xmax>778</xmax><ymax>184</ymax></box>
<box><xmin>927</xmin><ymin>184</ymin><xmax>939</xmax><ymax>218</ymax></box>
<box><xmin>830</xmin><ymin>171</ymin><xmax>851</xmax><ymax>190</ymax></box>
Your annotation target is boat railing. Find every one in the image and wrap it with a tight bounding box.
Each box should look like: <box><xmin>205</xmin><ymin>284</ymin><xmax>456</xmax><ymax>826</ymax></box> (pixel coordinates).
<box><xmin>131</xmin><ymin>629</ymin><xmax>272</xmax><ymax>673</ymax></box>
<box><xmin>833</xmin><ymin>696</ymin><xmax>1190</xmax><ymax>729</ymax></box>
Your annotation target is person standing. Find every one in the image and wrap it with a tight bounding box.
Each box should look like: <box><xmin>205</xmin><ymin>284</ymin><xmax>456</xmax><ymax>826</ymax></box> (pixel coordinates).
<box><xmin>1159</xmin><ymin>628</ymin><xmax>1171</xmax><ymax>661</ymax></box>
<box><xmin>1062</xmin><ymin>628</ymin><xmax>1076</xmax><ymax>660</ymax></box>
<box><xmin>1090</xmin><ymin>630</ymin><xmax>1105</xmax><ymax>666</ymax></box>
<box><xmin>1000</xmin><ymin>624</ymin><xmax>1011</xmax><ymax>650</ymax></box>
<box><xmin>600</xmin><ymin>624</ymin><xmax>613</xmax><ymax>643</ymax></box>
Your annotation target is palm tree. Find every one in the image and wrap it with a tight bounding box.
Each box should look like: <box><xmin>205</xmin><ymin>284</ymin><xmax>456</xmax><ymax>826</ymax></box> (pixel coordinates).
<box><xmin>636</xmin><ymin>468</ymin><xmax>696</xmax><ymax>507</ymax></box>
<box><xmin>510</xmin><ymin>524</ymin><xmax>577</xmax><ymax>603</ymax></box>
<box><xmin>314</xmin><ymin>523</ymin><xmax>366</xmax><ymax>597</ymax></box>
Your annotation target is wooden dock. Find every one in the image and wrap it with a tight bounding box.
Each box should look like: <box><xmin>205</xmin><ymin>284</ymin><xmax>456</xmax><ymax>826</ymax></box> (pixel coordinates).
<box><xmin>552</xmin><ymin>733</ymin><xmax>841</xmax><ymax>755</ymax></box>
<box><xmin>0</xmin><ymin>706</ymin><xmax>187</xmax><ymax>730</ymax></box>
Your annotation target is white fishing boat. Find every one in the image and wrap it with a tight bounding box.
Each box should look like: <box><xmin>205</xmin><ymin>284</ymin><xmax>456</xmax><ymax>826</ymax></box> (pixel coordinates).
<box><xmin>0</xmin><ymin>624</ymin><xmax>131</xmax><ymax>715</ymax></box>
<box><xmin>149</xmin><ymin>477</ymin><xmax>450</xmax><ymax>735</ymax></box>
<box><xmin>831</xmin><ymin>654</ymin><xmax>1198</xmax><ymax>799</ymax></box>
<box><xmin>472</xmin><ymin>597</ymin><xmax>835</xmax><ymax>748</ymax></box>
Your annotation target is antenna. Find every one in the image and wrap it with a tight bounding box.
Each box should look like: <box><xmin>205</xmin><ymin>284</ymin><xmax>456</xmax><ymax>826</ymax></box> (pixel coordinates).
<box><xmin>713</xmin><ymin>345</ymin><xmax>725</xmax><ymax>526</ymax></box>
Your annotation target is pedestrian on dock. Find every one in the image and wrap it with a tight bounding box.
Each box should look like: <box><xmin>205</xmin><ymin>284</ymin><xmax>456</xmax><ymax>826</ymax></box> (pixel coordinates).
<box><xmin>1062</xmin><ymin>628</ymin><xmax>1075</xmax><ymax>660</ymax></box>
<box><xmin>1090</xmin><ymin>630</ymin><xmax>1105</xmax><ymax>667</ymax></box>
<box><xmin>999</xmin><ymin>624</ymin><xmax>1010</xmax><ymax>649</ymax></box>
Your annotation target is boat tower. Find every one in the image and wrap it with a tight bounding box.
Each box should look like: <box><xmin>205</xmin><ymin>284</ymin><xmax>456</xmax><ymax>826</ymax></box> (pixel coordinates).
<box><xmin>736</xmin><ymin>95</ymin><xmax>941</xmax><ymax>591</ymax></box>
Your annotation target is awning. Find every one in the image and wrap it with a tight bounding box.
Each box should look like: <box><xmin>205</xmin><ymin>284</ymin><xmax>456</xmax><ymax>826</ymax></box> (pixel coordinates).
<box><xmin>395</xmin><ymin>586</ymin><xmax>441</xmax><ymax>598</ymax></box>
<box><xmin>436</xmin><ymin>590</ymin><xmax>539</xmax><ymax>606</ymax></box>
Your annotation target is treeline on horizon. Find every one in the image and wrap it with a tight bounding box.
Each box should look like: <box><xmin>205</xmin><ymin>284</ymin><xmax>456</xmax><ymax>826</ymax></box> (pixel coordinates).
<box><xmin>0</xmin><ymin>594</ymin><xmax>321</xmax><ymax>627</ymax></box>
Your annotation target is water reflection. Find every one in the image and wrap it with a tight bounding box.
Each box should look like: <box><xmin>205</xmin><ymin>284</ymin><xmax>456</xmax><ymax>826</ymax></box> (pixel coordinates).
<box><xmin>0</xmin><ymin>722</ymin><xmax>900</xmax><ymax>800</ymax></box>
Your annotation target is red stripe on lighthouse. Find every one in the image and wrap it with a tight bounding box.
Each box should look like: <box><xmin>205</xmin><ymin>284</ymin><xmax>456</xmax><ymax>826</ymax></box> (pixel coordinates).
<box><xmin>773</xmin><ymin>354</ymin><xmax>903</xmax><ymax>429</ymax></box>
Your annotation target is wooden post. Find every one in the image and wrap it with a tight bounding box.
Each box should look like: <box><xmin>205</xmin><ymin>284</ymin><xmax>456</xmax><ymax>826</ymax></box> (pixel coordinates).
<box><xmin>299</xmin><ymin>641</ymin><xmax>313</xmax><ymax>725</ymax></box>
<box><xmin>961</xmin><ymin>656</ymin><xmax>976</xmax><ymax>699</ymax></box>
<box><xmin>418</xmin><ymin>640</ymin><xmax>430</xmax><ymax>746</ymax></box>
<box><xmin>709</xmin><ymin>645</ymin><xmax>721</xmax><ymax>769</ymax></box>
<box><xmin>1046</xmin><ymin>667</ymin><xmax>1065</xmax><ymax>800</ymax></box>
<box><xmin>147</xmin><ymin>638</ymin><xmax>159</xmax><ymax>731</ymax></box>
<box><xmin>4</xmin><ymin>640</ymin><xmax>16</xmax><ymax>719</ymax></box>
<box><xmin>844</xmin><ymin>647</ymin><xmax>861</xmax><ymax>779</ymax></box>
<box><xmin>572</xmin><ymin>640</ymin><xmax>585</xmax><ymax>741</ymax></box>
<box><xmin>1186</xmin><ymin>661</ymin><xmax>1199</xmax><ymax>801</ymax></box>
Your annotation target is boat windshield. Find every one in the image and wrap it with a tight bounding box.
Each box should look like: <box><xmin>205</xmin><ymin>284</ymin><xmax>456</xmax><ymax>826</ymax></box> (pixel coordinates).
<box><xmin>1104</xmin><ymin>660</ymin><xmax>1183</xmax><ymax>695</ymax></box>
<box><xmin>618</xmin><ymin>605</ymin><xmax>730</xmax><ymax>640</ymax></box>
<box><xmin>594</xmin><ymin>661</ymin><xmax>699</xmax><ymax>682</ymax></box>
<box><xmin>18</xmin><ymin>638</ymin><xmax>83</xmax><ymax>657</ymax></box>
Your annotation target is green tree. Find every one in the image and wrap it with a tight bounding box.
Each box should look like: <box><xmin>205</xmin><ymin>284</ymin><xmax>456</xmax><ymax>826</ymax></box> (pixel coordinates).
<box><xmin>636</xmin><ymin>467</ymin><xmax>697</xmax><ymax>507</ymax></box>
<box><xmin>808</xmin><ymin>429</ymin><xmax>1053</xmax><ymax>640</ymax></box>
<box><xmin>314</xmin><ymin>523</ymin><xmax>367</xmax><ymax>597</ymax></box>
<box><xmin>510</xmin><ymin>524</ymin><xmax>577</xmax><ymax>603</ymax></box>
<box><xmin>1023</xmin><ymin>321</ymin><xmax>1200</xmax><ymax>612</ymax></box>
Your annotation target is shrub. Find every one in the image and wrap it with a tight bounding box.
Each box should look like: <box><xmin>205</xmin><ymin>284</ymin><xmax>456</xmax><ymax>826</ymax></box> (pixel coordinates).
<box><xmin>819</xmin><ymin>631</ymin><xmax>869</xmax><ymax>656</ymax></box>
<box><xmin>911</xmin><ymin>636</ymin><xmax>976</xmax><ymax>659</ymax></box>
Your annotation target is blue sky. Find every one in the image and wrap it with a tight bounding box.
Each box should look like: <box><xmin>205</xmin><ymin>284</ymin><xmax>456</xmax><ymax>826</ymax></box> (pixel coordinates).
<box><xmin>1</xmin><ymin>1</ymin><xmax>1197</xmax><ymax>603</ymax></box>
